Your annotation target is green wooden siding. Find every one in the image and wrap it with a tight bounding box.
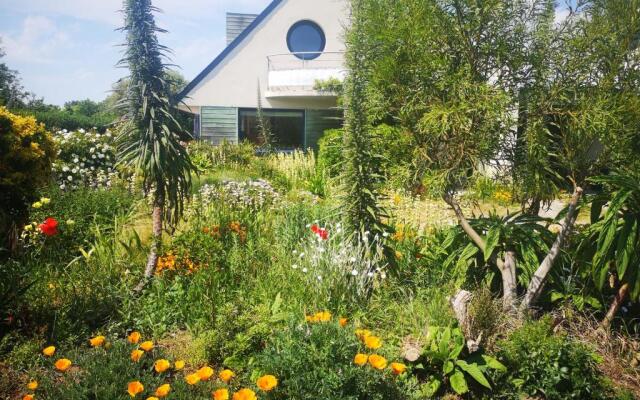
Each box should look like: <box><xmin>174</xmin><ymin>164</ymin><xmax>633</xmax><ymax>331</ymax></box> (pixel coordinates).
<box><xmin>304</xmin><ymin>109</ymin><xmax>343</xmax><ymax>149</ymax></box>
<box><xmin>200</xmin><ymin>107</ymin><xmax>238</xmax><ymax>145</ymax></box>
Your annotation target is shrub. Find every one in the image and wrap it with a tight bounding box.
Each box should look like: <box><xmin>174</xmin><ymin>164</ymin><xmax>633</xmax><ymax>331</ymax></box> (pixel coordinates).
<box><xmin>0</xmin><ymin>107</ymin><xmax>56</xmax><ymax>254</ymax></box>
<box><xmin>495</xmin><ymin>318</ymin><xmax>612</xmax><ymax>399</ymax></box>
<box><xmin>13</xmin><ymin>108</ymin><xmax>113</xmax><ymax>132</ymax></box>
<box><xmin>317</xmin><ymin>128</ymin><xmax>343</xmax><ymax>177</ymax></box>
<box><xmin>188</xmin><ymin>140</ymin><xmax>256</xmax><ymax>172</ymax></box>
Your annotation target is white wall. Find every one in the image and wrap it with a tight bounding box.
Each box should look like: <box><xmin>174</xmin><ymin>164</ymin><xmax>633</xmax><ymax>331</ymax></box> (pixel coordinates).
<box><xmin>182</xmin><ymin>0</ymin><xmax>349</xmax><ymax>110</ymax></box>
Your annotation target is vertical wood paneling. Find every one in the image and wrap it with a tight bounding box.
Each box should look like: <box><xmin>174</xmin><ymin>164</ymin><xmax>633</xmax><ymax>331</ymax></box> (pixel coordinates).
<box><xmin>201</xmin><ymin>107</ymin><xmax>238</xmax><ymax>145</ymax></box>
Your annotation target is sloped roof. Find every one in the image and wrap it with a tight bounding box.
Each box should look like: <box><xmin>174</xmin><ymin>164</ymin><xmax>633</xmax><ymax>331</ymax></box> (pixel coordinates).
<box><xmin>176</xmin><ymin>0</ymin><xmax>284</xmax><ymax>101</ymax></box>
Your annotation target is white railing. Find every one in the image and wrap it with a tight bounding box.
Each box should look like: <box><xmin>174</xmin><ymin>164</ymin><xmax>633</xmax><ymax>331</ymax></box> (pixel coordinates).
<box><xmin>267</xmin><ymin>51</ymin><xmax>345</xmax><ymax>71</ymax></box>
<box><xmin>266</xmin><ymin>52</ymin><xmax>345</xmax><ymax>96</ymax></box>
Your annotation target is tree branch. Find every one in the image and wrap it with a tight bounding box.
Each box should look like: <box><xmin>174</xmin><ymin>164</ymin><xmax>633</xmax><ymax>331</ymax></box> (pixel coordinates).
<box><xmin>443</xmin><ymin>193</ymin><xmax>486</xmax><ymax>250</ymax></box>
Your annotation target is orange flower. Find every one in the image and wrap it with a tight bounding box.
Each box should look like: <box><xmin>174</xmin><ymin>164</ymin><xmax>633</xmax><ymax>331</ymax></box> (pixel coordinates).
<box><xmin>42</xmin><ymin>346</ymin><xmax>56</xmax><ymax>357</ymax></box>
<box><xmin>232</xmin><ymin>388</ymin><xmax>257</xmax><ymax>400</ymax></box>
<box><xmin>27</xmin><ymin>380</ymin><xmax>38</xmax><ymax>390</ymax></box>
<box><xmin>339</xmin><ymin>318</ymin><xmax>348</xmax><ymax>327</ymax></box>
<box><xmin>154</xmin><ymin>359</ymin><xmax>171</xmax><ymax>373</ymax></box>
<box><xmin>174</xmin><ymin>360</ymin><xmax>185</xmax><ymax>370</ymax></box>
<box><xmin>390</xmin><ymin>362</ymin><xmax>407</xmax><ymax>375</ymax></box>
<box><xmin>89</xmin><ymin>335</ymin><xmax>106</xmax><ymax>347</ymax></box>
<box><xmin>139</xmin><ymin>341</ymin><xmax>154</xmax><ymax>351</ymax></box>
<box><xmin>219</xmin><ymin>369</ymin><xmax>235</xmax><ymax>383</ymax></box>
<box><xmin>197</xmin><ymin>365</ymin><xmax>215</xmax><ymax>381</ymax></box>
<box><xmin>353</xmin><ymin>353</ymin><xmax>368</xmax><ymax>366</ymax></box>
<box><xmin>256</xmin><ymin>374</ymin><xmax>278</xmax><ymax>392</ymax></box>
<box><xmin>368</xmin><ymin>354</ymin><xmax>388</xmax><ymax>370</ymax></box>
<box><xmin>147</xmin><ymin>397</ymin><xmax>159</xmax><ymax>400</ymax></box>
<box><xmin>364</xmin><ymin>335</ymin><xmax>382</xmax><ymax>350</ymax></box>
<box><xmin>213</xmin><ymin>388</ymin><xmax>230</xmax><ymax>400</ymax></box>
<box><xmin>127</xmin><ymin>381</ymin><xmax>144</xmax><ymax>397</ymax></box>
<box><xmin>185</xmin><ymin>373</ymin><xmax>201</xmax><ymax>385</ymax></box>
<box><xmin>23</xmin><ymin>395</ymin><xmax>34</xmax><ymax>400</ymax></box>
<box><xmin>128</xmin><ymin>331</ymin><xmax>141</xmax><ymax>344</ymax></box>
<box><xmin>131</xmin><ymin>349</ymin><xmax>144</xmax><ymax>362</ymax></box>
<box><xmin>54</xmin><ymin>358</ymin><xmax>72</xmax><ymax>372</ymax></box>
<box><xmin>154</xmin><ymin>383</ymin><xmax>171</xmax><ymax>397</ymax></box>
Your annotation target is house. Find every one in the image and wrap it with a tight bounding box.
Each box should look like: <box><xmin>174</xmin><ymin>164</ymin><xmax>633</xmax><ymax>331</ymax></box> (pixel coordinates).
<box><xmin>177</xmin><ymin>0</ymin><xmax>349</xmax><ymax>149</ymax></box>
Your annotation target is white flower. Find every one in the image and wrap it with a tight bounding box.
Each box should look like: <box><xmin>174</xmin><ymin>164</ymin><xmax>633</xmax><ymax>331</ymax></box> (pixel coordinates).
<box><xmin>299</xmin><ymin>253</ymin><xmax>305</xmax><ymax>258</ymax></box>
<box><xmin>89</xmin><ymin>147</ymin><xmax>95</xmax><ymax>153</ymax></box>
<box><xmin>351</xmin><ymin>269</ymin><xmax>358</xmax><ymax>276</ymax></box>
<box><xmin>367</xmin><ymin>272</ymin><xmax>374</xmax><ymax>277</ymax></box>
<box><xmin>62</xmin><ymin>166</ymin><xmax>70</xmax><ymax>172</ymax></box>
<box><xmin>382</xmin><ymin>232</ymin><xmax>389</xmax><ymax>237</ymax></box>
<box><xmin>317</xmin><ymin>276</ymin><xmax>322</xmax><ymax>281</ymax></box>
<box><xmin>302</xmin><ymin>267</ymin><xmax>308</xmax><ymax>273</ymax></box>
<box><xmin>292</xmin><ymin>264</ymin><xmax>298</xmax><ymax>269</ymax></box>
<box><xmin>350</xmin><ymin>257</ymin><xmax>356</xmax><ymax>263</ymax></box>
<box><xmin>73</xmin><ymin>158</ymin><xmax>79</xmax><ymax>163</ymax></box>
<box><xmin>67</xmin><ymin>175</ymin><xmax>73</xmax><ymax>181</ymax></box>
<box><xmin>60</xmin><ymin>184</ymin><xmax>66</xmax><ymax>190</ymax></box>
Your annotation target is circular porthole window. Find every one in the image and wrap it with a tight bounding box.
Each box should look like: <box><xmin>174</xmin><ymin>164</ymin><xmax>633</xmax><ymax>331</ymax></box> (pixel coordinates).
<box><xmin>286</xmin><ymin>20</ymin><xmax>326</xmax><ymax>60</ymax></box>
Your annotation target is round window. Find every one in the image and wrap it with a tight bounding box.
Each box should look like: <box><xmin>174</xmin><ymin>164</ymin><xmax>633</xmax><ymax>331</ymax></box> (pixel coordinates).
<box><xmin>286</xmin><ymin>20</ymin><xmax>326</xmax><ymax>60</ymax></box>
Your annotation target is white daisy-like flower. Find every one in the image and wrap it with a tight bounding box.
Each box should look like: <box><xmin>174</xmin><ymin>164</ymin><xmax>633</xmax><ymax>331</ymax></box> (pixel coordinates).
<box><xmin>67</xmin><ymin>175</ymin><xmax>73</xmax><ymax>181</ymax></box>
<box><xmin>317</xmin><ymin>276</ymin><xmax>322</xmax><ymax>281</ymax></box>
<box><xmin>62</xmin><ymin>166</ymin><xmax>69</xmax><ymax>172</ymax></box>
<box><xmin>292</xmin><ymin>264</ymin><xmax>298</xmax><ymax>269</ymax></box>
<box><xmin>367</xmin><ymin>272</ymin><xmax>374</xmax><ymax>277</ymax></box>
<box><xmin>302</xmin><ymin>267</ymin><xmax>308</xmax><ymax>273</ymax></box>
<box><xmin>351</xmin><ymin>269</ymin><xmax>358</xmax><ymax>276</ymax></box>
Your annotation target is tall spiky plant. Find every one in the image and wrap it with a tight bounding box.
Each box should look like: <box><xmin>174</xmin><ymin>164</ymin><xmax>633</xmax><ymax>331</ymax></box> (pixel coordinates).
<box><xmin>117</xmin><ymin>0</ymin><xmax>194</xmax><ymax>291</ymax></box>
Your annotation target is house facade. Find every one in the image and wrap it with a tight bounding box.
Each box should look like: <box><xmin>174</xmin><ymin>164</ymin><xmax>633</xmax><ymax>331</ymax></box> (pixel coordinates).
<box><xmin>177</xmin><ymin>0</ymin><xmax>349</xmax><ymax>149</ymax></box>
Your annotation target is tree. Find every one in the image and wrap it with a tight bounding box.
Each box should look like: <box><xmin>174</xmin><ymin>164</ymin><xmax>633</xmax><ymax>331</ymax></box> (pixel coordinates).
<box><xmin>117</xmin><ymin>0</ymin><xmax>195</xmax><ymax>291</ymax></box>
<box><xmin>0</xmin><ymin>40</ymin><xmax>29</xmax><ymax>109</ymax></box>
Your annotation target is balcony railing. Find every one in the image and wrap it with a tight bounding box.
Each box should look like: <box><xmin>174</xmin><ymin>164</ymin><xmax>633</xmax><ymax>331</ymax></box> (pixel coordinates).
<box><xmin>266</xmin><ymin>51</ymin><xmax>345</xmax><ymax>97</ymax></box>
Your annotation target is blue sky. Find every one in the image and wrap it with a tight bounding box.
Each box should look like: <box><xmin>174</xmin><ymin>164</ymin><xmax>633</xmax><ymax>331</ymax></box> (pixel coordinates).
<box><xmin>0</xmin><ymin>0</ymin><xmax>272</xmax><ymax>105</ymax></box>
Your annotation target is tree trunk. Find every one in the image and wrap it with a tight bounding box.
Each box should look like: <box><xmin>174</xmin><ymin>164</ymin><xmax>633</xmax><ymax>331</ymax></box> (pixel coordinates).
<box><xmin>443</xmin><ymin>193</ymin><xmax>486</xmax><ymax>249</ymax></box>
<box><xmin>450</xmin><ymin>290</ymin><xmax>482</xmax><ymax>352</ymax></box>
<box><xmin>135</xmin><ymin>191</ymin><xmax>163</xmax><ymax>292</ymax></box>
<box><xmin>500</xmin><ymin>250</ymin><xmax>518</xmax><ymax>312</ymax></box>
<box><xmin>521</xmin><ymin>187</ymin><xmax>583</xmax><ymax>310</ymax></box>
<box><xmin>600</xmin><ymin>283</ymin><xmax>630</xmax><ymax>330</ymax></box>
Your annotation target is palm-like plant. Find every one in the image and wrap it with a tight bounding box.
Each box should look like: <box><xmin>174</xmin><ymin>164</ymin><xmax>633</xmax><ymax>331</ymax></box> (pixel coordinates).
<box><xmin>117</xmin><ymin>0</ymin><xmax>194</xmax><ymax>290</ymax></box>
<box><xmin>582</xmin><ymin>171</ymin><xmax>640</xmax><ymax>329</ymax></box>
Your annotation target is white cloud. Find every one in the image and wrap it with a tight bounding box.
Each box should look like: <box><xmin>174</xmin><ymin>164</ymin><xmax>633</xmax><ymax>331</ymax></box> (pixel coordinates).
<box><xmin>2</xmin><ymin>16</ymin><xmax>71</xmax><ymax>63</ymax></box>
<box><xmin>555</xmin><ymin>8</ymin><xmax>570</xmax><ymax>25</ymax></box>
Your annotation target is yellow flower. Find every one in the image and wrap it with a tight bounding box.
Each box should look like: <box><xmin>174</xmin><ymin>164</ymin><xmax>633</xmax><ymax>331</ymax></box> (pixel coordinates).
<box><xmin>339</xmin><ymin>317</ymin><xmax>348</xmax><ymax>327</ymax></box>
<box><xmin>27</xmin><ymin>380</ymin><xmax>38</xmax><ymax>390</ymax></box>
<box><xmin>24</xmin><ymin>224</ymin><xmax>33</xmax><ymax>231</ymax></box>
<box><xmin>315</xmin><ymin>311</ymin><xmax>332</xmax><ymax>322</ymax></box>
<box><xmin>154</xmin><ymin>383</ymin><xmax>171</xmax><ymax>397</ymax></box>
<box><xmin>393</xmin><ymin>193</ymin><xmax>402</xmax><ymax>205</ymax></box>
<box><xmin>197</xmin><ymin>365</ymin><xmax>215</xmax><ymax>381</ymax></box>
<box><xmin>66</xmin><ymin>219</ymin><xmax>75</xmax><ymax>226</ymax></box>
<box><xmin>256</xmin><ymin>374</ymin><xmax>278</xmax><ymax>392</ymax></box>
<box><xmin>42</xmin><ymin>346</ymin><xmax>55</xmax><ymax>357</ymax></box>
<box><xmin>368</xmin><ymin>354</ymin><xmax>388</xmax><ymax>370</ymax></box>
<box><xmin>139</xmin><ymin>341</ymin><xmax>154</xmax><ymax>351</ymax></box>
<box><xmin>174</xmin><ymin>360</ymin><xmax>185</xmax><ymax>370</ymax></box>
<box><xmin>147</xmin><ymin>398</ymin><xmax>159</xmax><ymax>400</ymax></box>
<box><xmin>364</xmin><ymin>335</ymin><xmax>382</xmax><ymax>350</ymax></box>
<box><xmin>185</xmin><ymin>373</ymin><xmax>201</xmax><ymax>385</ymax></box>
<box><xmin>213</xmin><ymin>388</ymin><xmax>230</xmax><ymax>400</ymax></box>
<box><xmin>40</xmin><ymin>197</ymin><xmax>50</xmax><ymax>205</ymax></box>
<box><xmin>390</xmin><ymin>362</ymin><xmax>407</xmax><ymax>375</ymax></box>
<box><xmin>89</xmin><ymin>335</ymin><xmax>106</xmax><ymax>347</ymax></box>
<box><xmin>32</xmin><ymin>201</ymin><xmax>42</xmax><ymax>209</ymax></box>
<box><xmin>232</xmin><ymin>388</ymin><xmax>257</xmax><ymax>400</ymax></box>
<box><xmin>127</xmin><ymin>381</ymin><xmax>144</xmax><ymax>397</ymax></box>
<box><xmin>54</xmin><ymin>358</ymin><xmax>72</xmax><ymax>372</ymax></box>
<box><xmin>395</xmin><ymin>250</ymin><xmax>403</xmax><ymax>260</ymax></box>
<box><xmin>128</xmin><ymin>331</ymin><xmax>141</xmax><ymax>344</ymax></box>
<box><xmin>154</xmin><ymin>359</ymin><xmax>171</xmax><ymax>373</ymax></box>
<box><xmin>131</xmin><ymin>349</ymin><xmax>144</xmax><ymax>362</ymax></box>
<box><xmin>23</xmin><ymin>395</ymin><xmax>34</xmax><ymax>400</ymax></box>
<box><xmin>354</xmin><ymin>353</ymin><xmax>368</xmax><ymax>366</ymax></box>
<box><xmin>355</xmin><ymin>329</ymin><xmax>371</xmax><ymax>341</ymax></box>
<box><xmin>219</xmin><ymin>369</ymin><xmax>235</xmax><ymax>383</ymax></box>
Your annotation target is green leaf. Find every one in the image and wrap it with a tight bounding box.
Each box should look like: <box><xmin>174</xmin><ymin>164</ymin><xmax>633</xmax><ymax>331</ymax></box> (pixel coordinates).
<box><xmin>484</xmin><ymin>226</ymin><xmax>500</xmax><ymax>262</ymax></box>
<box><xmin>480</xmin><ymin>354</ymin><xmax>507</xmax><ymax>372</ymax></box>
<box><xmin>444</xmin><ymin>360</ymin><xmax>454</xmax><ymax>374</ymax></box>
<box><xmin>450</xmin><ymin>369</ymin><xmax>469</xmax><ymax>394</ymax></box>
<box><xmin>456</xmin><ymin>360</ymin><xmax>492</xmax><ymax>388</ymax></box>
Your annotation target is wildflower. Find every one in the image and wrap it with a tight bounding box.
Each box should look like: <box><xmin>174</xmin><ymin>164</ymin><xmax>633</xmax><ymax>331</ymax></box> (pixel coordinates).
<box><xmin>131</xmin><ymin>349</ymin><xmax>144</xmax><ymax>362</ymax></box>
<box><xmin>32</xmin><ymin>201</ymin><xmax>42</xmax><ymax>209</ymax></box>
<box><xmin>256</xmin><ymin>374</ymin><xmax>278</xmax><ymax>391</ymax></box>
<box><xmin>128</xmin><ymin>331</ymin><xmax>141</xmax><ymax>344</ymax></box>
<box><xmin>219</xmin><ymin>369</ymin><xmax>235</xmax><ymax>383</ymax></box>
<box><xmin>154</xmin><ymin>383</ymin><xmax>171</xmax><ymax>397</ymax></box>
<box><xmin>27</xmin><ymin>380</ymin><xmax>38</xmax><ymax>390</ymax></box>
<box><xmin>147</xmin><ymin>397</ymin><xmax>159</xmax><ymax>400</ymax></box>
<box><xmin>213</xmin><ymin>388</ymin><xmax>230</xmax><ymax>400</ymax></box>
<box><xmin>395</xmin><ymin>251</ymin><xmax>403</xmax><ymax>260</ymax></box>
<box><xmin>364</xmin><ymin>335</ymin><xmax>382</xmax><ymax>350</ymax></box>
<box><xmin>23</xmin><ymin>395</ymin><xmax>34</xmax><ymax>400</ymax></box>
<box><xmin>89</xmin><ymin>335</ymin><xmax>106</xmax><ymax>347</ymax></box>
<box><xmin>39</xmin><ymin>218</ymin><xmax>58</xmax><ymax>236</ymax></box>
<box><xmin>232</xmin><ymin>389</ymin><xmax>257</xmax><ymax>400</ymax></box>
<box><xmin>355</xmin><ymin>329</ymin><xmax>371</xmax><ymax>341</ymax></box>
<box><xmin>351</xmin><ymin>269</ymin><xmax>358</xmax><ymax>276</ymax></box>
<box><xmin>127</xmin><ymin>381</ymin><xmax>144</xmax><ymax>397</ymax></box>
<box><xmin>390</xmin><ymin>362</ymin><xmax>407</xmax><ymax>375</ymax></box>
<box><xmin>339</xmin><ymin>318</ymin><xmax>348</xmax><ymax>327</ymax></box>
<box><xmin>154</xmin><ymin>359</ymin><xmax>171</xmax><ymax>373</ymax></box>
<box><xmin>174</xmin><ymin>360</ymin><xmax>185</xmax><ymax>370</ymax></box>
<box><xmin>302</xmin><ymin>267</ymin><xmax>308</xmax><ymax>273</ymax></box>
<box><xmin>185</xmin><ymin>373</ymin><xmax>201</xmax><ymax>385</ymax></box>
<box><xmin>42</xmin><ymin>346</ymin><xmax>56</xmax><ymax>357</ymax></box>
<box><xmin>354</xmin><ymin>353</ymin><xmax>368</xmax><ymax>366</ymax></box>
<box><xmin>24</xmin><ymin>224</ymin><xmax>33</xmax><ymax>231</ymax></box>
<box><xmin>54</xmin><ymin>358</ymin><xmax>72</xmax><ymax>372</ymax></box>
<box><xmin>368</xmin><ymin>354</ymin><xmax>388</xmax><ymax>370</ymax></box>
<box><xmin>197</xmin><ymin>365</ymin><xmax>215</xmax><ymax>381</ymax></box>
<box><xmin>66</xmin><ymin>219</ymin><xmax>75</xmax><ymax>226</ymax></box>
<box><xmin>40</xmin><ymin>197</ymin><xmax>50</xmax><ymax>205</ymax></box>
<box><xmin>139</xmin><ymin>341</ymin><xmax>154</xmax><ymax>351</ymax></box>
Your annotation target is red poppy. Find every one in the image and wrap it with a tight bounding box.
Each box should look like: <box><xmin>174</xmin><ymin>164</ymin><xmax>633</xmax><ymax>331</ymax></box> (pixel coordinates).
<box><xmin>317</xmin><ymin>228</ymin><xmax>329</xmax><ymax>240</ymax></box>
<box><xmin>39</xmin><ymin>217</ymin><xmax>59</xmax><ymax>236</ymax></box>
<box><xmin>311</xmin><ymin>224</ymin><xmax>319</xmax><ymax>233</ymax></box>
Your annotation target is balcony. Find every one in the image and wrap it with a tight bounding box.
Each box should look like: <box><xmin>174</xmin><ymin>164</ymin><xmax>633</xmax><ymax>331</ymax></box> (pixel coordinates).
<box><xmin>266</xmin><ymin>52</ymin><xmax>345</xmax><ymax>98</ymax></box>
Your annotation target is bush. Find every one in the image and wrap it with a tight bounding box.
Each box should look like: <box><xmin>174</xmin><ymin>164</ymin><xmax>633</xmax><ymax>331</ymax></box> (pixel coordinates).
<box><xmin>317</xmin><ymin>128</ymin><xmax>343</xmax><ymax>178</ymax></box>
<box><xmin>495</xmin><ymin>318</ymin><xmax>612</xmax><ymax>399</ymax></box>
<box><xmin>13</xmin><ymin>108</ymin><xmax>113</xmax><ymax>132</ymax></box>
<box><xmin>188</xmin><ymin>140</ymin><xmax>256</xmax><ymax>172</ymax></box>
<box><xmin>0</xmin><ymin>107</ymin><xmax>56</xmax><ymax>254</ymax></box>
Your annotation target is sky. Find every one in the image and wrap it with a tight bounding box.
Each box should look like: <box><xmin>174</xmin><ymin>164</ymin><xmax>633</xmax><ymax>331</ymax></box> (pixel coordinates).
<box><xmin>0</xmin><ymin>0</ymin><xmax>574</xmax><ymax>106</ymax></box>
<box><xmin>0</xmin><ymin>0</ymin><xmax>272</xmax><ymax>105</ymax></box>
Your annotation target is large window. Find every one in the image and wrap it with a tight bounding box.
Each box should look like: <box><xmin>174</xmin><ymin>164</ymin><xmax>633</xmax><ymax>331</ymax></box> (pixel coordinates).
<box><xmin>286</xmin><ymin>20</ymin><xmax>325</xmax><ymax>60</ymax></box>
<box><xmin>238</xmin><ymin>109</ymin><xmax>305</xmax><ymax>148</ymax></box>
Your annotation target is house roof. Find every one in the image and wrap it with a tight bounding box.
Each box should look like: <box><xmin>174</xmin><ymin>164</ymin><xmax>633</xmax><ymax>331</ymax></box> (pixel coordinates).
<box><xmin>176</xmin><ymin>0</ymin><xmax>284</xmax><ymax>102</ymax></box>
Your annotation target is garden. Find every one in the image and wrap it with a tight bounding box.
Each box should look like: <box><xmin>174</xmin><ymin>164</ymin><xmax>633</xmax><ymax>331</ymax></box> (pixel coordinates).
<box><xmin>1</xmin><ymin>0</ymin><xmax>640</xmax><ymax>399</ymax></box>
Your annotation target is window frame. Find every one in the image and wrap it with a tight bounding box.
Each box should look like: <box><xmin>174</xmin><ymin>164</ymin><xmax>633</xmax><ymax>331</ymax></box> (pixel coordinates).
<box><xmin>286</xmin><ymin>20</ymin><xmax>326</xmax><ymax>61</ymax></box>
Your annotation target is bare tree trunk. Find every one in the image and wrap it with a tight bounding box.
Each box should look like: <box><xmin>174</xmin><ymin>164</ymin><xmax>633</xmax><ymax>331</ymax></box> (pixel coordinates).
<box><xmin>500</xmin><ymin>250</ymin><xmax>518</xmax><ymax>312</ymax></box>
<box><xmin>450</xmin><ymin>290</ymin><xmax>482</xmax><ymax>352</ymax></box>
<box><xmin>135</xmin><ymin>191</ymin><xmax>163</xmax><ymax>292</ymax></box>
<box><xmin>600</xmin><ymin>283</ymin><xmax>629</xmax><ymax>331</ymax></box>
<box><xmin>443</xmin><ymin>193</ymin><xmax>486</xmax><ymax>249</ymax></box>
<box><xmin>521</xmin><ymin>187</ymin><xmax>583</xmax><ymax>310</ymax></box>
